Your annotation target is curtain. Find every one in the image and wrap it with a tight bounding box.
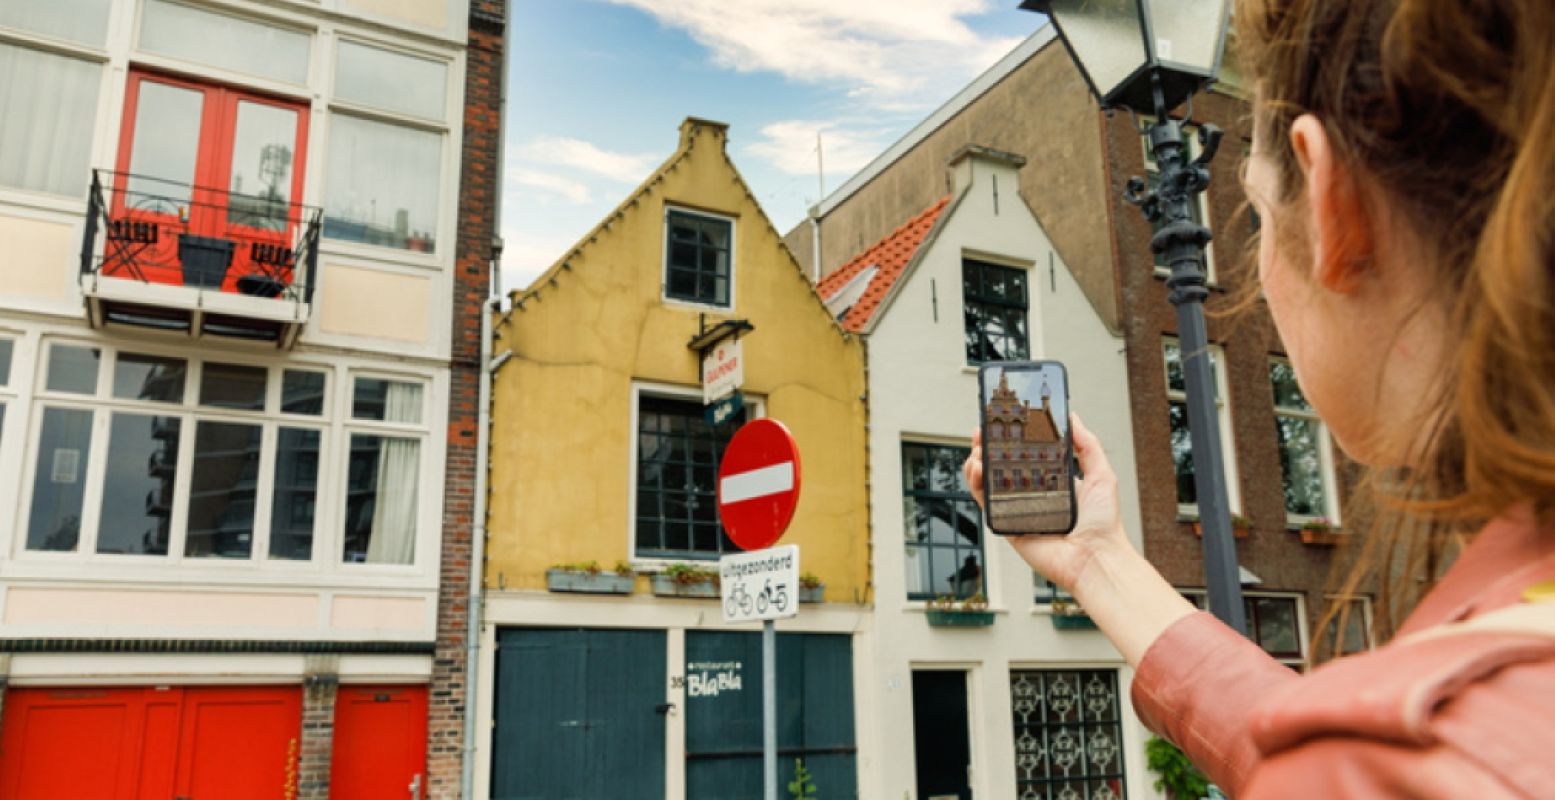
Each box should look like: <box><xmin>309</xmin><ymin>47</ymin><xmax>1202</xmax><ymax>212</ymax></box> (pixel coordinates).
<box><xmin>0</xmin><ymin>43</ymin><xmax>100</xmax><ymax>196</ymax></box>
<box><xmin>365</xmin><ymin>383</ymin><xmax>421</xmax><ymax>564</ymax></box>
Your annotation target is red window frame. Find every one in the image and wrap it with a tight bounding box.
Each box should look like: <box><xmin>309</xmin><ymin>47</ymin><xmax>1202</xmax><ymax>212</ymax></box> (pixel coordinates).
<box><xmin>111</xmin><ymin>70</ymin><xmax>310</xmax><ymax>291</ymax></box>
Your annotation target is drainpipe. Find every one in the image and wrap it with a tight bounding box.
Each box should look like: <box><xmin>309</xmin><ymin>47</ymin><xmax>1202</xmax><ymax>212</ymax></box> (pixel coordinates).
<box><xmin>462</xmin><ymin>0</ymin><xmax>510</xmax><ymax>795</ymax></box>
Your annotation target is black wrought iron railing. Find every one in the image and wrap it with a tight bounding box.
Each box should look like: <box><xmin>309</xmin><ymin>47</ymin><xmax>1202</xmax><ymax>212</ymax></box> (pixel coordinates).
<box><xmin>82</xmin><ymin>170</ymin><xmax>323</xmax><ymax>305</ymax></box>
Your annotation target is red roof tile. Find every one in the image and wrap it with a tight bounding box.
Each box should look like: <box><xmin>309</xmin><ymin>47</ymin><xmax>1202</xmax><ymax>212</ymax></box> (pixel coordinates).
<box><xmin>817</xmin><ymin>195</ymin><xmax>950</xmax><ymax>333</ymax></box>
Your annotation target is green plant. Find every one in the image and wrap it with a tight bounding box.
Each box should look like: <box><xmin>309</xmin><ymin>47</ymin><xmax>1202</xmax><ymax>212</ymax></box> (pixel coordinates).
<box><xmin>928</xmin><ymin>593</ymin><xmax>988</xmax><ymax>612</ymax></box>
<box><xmin>1050</xmin><ymin>597</ymin><xmax>1086</xmax><ymax>616</ymax></box>
<box><xmin>552</xmin><ymin>561</ymin><xmax>602</xmax><ymax>575</ymax></box>
<box><xmin>665</xmin><ymin>563</ymin><xmax>718</xmax><ymax>585</ymax></box>
<box><xmin>787</xmin><ymin>758</ymin><xmax>817</xmax><ymax>800</ymax></box>
<box><xmin>613</xmin><ymin>560</ymin><xmax>634</xmax><ymax>576</ymax></box>
<box><xmin>1146</xmin><ymin>736</ymin><xmax>1209</xmax><ymax>800</ymax></box>
<box><xmin>1229</xmin><ymin>513</ymin><xmax>1253</xmax><ymax>529</ymax></box>
<box><xmin>799</xmin><ymin>571</ymin><xmax>823</xmax><ymax>589</ymax></box>
<box><xmin>1300</xmin><ymin>516</ymin><xmax>1334</xmax><ymax>532</ymax></box>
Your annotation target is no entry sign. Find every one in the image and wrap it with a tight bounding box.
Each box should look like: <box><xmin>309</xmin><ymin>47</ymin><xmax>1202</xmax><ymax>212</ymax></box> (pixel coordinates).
<box><xmin>717</xmin><ymin>419</ymin><xmax>801</xmax><ymax>551</ymax></box>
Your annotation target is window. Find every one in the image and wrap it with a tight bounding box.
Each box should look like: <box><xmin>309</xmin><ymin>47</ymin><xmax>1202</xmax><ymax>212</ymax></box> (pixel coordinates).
<box><xmin>335</xmin><ymin>41</ymin><xmax>447</xmax><ymax>121</ymax></box>
<box><xmin>1185</xmin><ymin>590</ymin><xmax>1307</xmax><ymax>669</ymax></box>
<box><xmin>664</xmin><ymin>209</ymin><xmax>732</xmax><ymax>307</ymax></box>
<box><xmin>0</xmin><ymin>42</ymin><xmax>102</xmax><ymax>196</ymax></box>
<box><xmin>1163</xmin><ymin>337</ymin><xmax>1239</xmax><ymax>515</ymax></box>
<box><xmin>1319</xmin><ymin>596</ymin><xmax>1373</xmax><ymax>659</ymax></box>
<box><xmin>1</xmin><ymin>0</ymin><xmax>111</xmax><ymax>46</ymax></box>
<box><xmin>13</xmin><ymin>344</ymin><xmax>420</xmax><ymax>571</ymax></box>
<box><xmin>1142</xmin><ymin>122</ymin><xmax>1215</xmax><ymax>280</ymax></box>
<box><xmin>1270</xmin><ymin>358</ymin><xmax>1338</xmax><ymax>522</ymax></box>
<box><xmin>902</xmin><ymin>442</ymin><xmax>984</xmax><ymax>600</ymax></box>
<box><xmin>323</xmin><ymin>114</ymin><xmax>441</xmax><ymax>252</ymax></box>
<box><xmin>634</xmin><ymin>393</ymin><xmax>744</xmax><ymax>560</ymax></box>
<box><xmin>138</xmin><ymin>0</ymin><xmax>310</xmax><ymax>84</ymax></box>
<box><xmin>963</xmin><ymin>259</ymin><xmax>1029</xmax><ymax>364</ymax></box>
<box><xmin>0</xmin><ymin>337</ymin><xmax>12</xmax><ymax>453</ymax></box>
<box><xmin>342</xmin><ymin>377</ymin><xmax>424</xmax><ymax>565</ymax></box>
<box><xmin>1011</xmin><ymin>669</ymin><xmax>1128</xmax><ymax>799</ymax></box>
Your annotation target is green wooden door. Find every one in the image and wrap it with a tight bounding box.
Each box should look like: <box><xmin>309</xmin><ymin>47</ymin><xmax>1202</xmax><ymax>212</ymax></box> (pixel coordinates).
<box><xmin>492</xmin><ymin>628</ymin><xmax>667</xmax><ymax>799</ymax></box>
<box><xmin>684</xmin><ymin>631</ymin><xmax>856</xmax><ymax>799</ymax></box>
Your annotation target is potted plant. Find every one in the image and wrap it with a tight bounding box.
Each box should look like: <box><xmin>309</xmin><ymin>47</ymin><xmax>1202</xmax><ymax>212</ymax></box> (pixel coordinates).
<box><xmin>925</xmin><ymin>593</ymin><xmax>995</xmax><ymax>627</ymax></box>
<box><xmin>1191</xmin><ymin>513</ymin><xmax>1251</xmax><ymax>539</ymax></box>
<box><xmin>546</xmin><ymin>560</ymin><xmax>635</xmax><ymax>595</ymax></box>
<box><xmin>650</xmin><ymin>564</ymin><xmax>720</xmax><ymax>598</ymax></box>
<box><xmin>798</xmin><ymin>572</ymin><xmax>825</xmax><ymax>604</ymax></box>
<box><xmin>1049</xmin><ymin>597</ymin><xmax>1099</xmax><ymax>630</ymax></box>
<box><xmin>1146</xmin><ymin>736</ymin><xmax>1211</xmax><ymax>799</ymax></box>
<box><xmin>1298</xmin><ymin>517</ymin><xmax>1343</xmax><ymax>545</ymax></box>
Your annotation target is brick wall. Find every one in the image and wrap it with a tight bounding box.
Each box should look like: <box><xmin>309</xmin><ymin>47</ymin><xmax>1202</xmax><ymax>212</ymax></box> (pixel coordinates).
<box><xmin>427</xmin><ymin>1</ymin><xmax>504</xmax><ymax>796</ymax></box>
<box><xmin>297</xmin><ymin>662</ymin><xmax>339</xmax><ymax>800</ymax></box>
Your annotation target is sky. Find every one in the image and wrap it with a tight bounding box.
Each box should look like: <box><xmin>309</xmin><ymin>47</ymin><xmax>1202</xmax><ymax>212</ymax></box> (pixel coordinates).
<box><xmin>500</xmin><ymin>1</ymin><xmax>1047</xmax><ymax>295</ymax></box>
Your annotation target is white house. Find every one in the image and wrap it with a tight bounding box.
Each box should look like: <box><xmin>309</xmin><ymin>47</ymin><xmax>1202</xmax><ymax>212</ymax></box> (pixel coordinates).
<box><xmin>819</xmin><ymin>146</ymin><xmax>1156</xmax><ymax>800</ymax></box>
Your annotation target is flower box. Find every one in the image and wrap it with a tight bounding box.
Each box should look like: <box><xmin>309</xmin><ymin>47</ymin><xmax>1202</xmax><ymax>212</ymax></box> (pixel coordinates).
<box><xmin>545</xmin><ymin>569</ymin><xmax>635</xmax><ymax>595</ymax></box>
<box><xmin>925</xmin><ymin>609</ymin><xmax>995</xmax><ymax>627</ymax></box>
<box><xmin>1049</xmin><ymin>612</ymin><xmax>1099</xmax><ymax>630</ymax></box>
<box><xmin>650</xmin><ymin>573</ymin><xmax>719</xmax><ymax>598</ymax></box>
<box><xmin>1191</xmin><ymin>521</ymin><xmax>1250</xmax><ymax>539</ymax></box>
<box><xmin>1299</xmin><ymin>527</ymin><xmax>1345</xmax><ymax>546</ymax></box>
<box><xmin>799</xmin><ymin>585</ymin><xmax>825</xmax><ymax>604</ymax></box>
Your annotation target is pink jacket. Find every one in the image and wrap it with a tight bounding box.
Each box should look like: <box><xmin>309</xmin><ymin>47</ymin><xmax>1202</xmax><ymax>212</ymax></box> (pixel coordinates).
<box><xmin>1131</xmin><ymin>511</ymin><xmax>1555</xmax><ymax>798</ymax></box>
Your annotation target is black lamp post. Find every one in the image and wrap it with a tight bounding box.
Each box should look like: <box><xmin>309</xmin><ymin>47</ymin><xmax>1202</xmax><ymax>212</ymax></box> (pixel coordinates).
<box><xmin>1018</xmin><ymin>0</ymin><xmax>1247</xmax><ymax>635</ymax></box>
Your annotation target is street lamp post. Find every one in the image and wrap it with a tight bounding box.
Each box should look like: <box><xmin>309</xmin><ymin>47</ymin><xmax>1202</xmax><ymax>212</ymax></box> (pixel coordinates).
<box><xmin>1018</xmin><ymin>0</ymin><xmax>1247</xmax><ymax>634</ymax></box>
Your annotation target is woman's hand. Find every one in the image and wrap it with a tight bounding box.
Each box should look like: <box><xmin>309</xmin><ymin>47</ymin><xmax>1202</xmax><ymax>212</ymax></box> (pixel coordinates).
<box><xmin>963</xmin><ymin>412</ymin><xmax>1132</xmax><ymax>596</ymax></box>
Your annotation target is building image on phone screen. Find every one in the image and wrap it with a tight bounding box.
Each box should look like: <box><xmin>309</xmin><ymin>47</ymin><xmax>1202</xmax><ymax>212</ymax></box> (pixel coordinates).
<box><xmin>984</xmin><ymin>364</ymin><xmax>1071</xmax><ymax>531</ymax></box>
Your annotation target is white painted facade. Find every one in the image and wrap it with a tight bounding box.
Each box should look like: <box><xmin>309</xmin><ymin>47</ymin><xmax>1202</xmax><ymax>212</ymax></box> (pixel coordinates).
<box><xmin>848</xmin><ymin>150</ymin><xmax>1159</xmax><ymax>799</ymax></box>
<box><xmin>0</xmin><ymin>0</ymin><xmax>471</xmax><ymax>686</ymax></box>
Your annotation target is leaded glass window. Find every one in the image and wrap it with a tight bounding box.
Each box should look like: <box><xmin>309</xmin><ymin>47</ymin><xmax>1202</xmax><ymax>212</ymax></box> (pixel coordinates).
<box><xmin>1011</xmin><ymin>669</ymin><xmax>1127</xmax><ymax>800</ymax></box>
<box><xmin>903</xmin><ymin>442</ymin><xmax>983</xmax><ymax>600</ymax></box>
<box><xmin>665</xmin><ymin>209</ymin><xmax>732</xmax><ymax>307</ymax></box>
<box><xmin>636</xmin><ymin>394</ymin><xmax>744</xmax><ymax>559</ymax></box>
<box><xmin>963</xmin><ymin>259</ymin><xmax>1029</xmax><ymax>364</ymax></box>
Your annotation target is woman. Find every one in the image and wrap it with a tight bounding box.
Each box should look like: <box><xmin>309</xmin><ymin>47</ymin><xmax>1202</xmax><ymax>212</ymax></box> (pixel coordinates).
<box><xmin>965</xmin><ymin>0</ymin><xmax>1555</xmax><ymax>796</ymax></box>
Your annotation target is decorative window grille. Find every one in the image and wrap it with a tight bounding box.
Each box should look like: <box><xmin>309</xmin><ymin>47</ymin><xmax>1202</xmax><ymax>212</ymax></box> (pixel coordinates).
<box><xmin>1011</xmin><ymin>669</ymin><xmax>1127</xmax><ymax>800</ymax></box>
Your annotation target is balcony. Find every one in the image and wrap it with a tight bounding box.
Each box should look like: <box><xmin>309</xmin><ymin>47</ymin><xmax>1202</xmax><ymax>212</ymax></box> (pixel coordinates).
<box><xmin>80</xmin><ymin>170</ymin><xmax>322</xmax><ymax>348</ymax></box>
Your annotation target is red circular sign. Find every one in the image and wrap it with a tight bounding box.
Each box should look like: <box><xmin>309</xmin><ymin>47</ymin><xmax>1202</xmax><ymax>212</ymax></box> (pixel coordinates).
<box><xmin>717</xmin><ymin>419</ymin><xmax>802</xmax><ymax>551</ymax></box>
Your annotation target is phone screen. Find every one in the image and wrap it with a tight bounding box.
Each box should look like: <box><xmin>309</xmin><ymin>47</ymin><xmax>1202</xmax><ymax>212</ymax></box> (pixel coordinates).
<box><xmin>979</xmin><ymin>360</ymin><xmax>1077</xmax><ymax>535</ymax></box>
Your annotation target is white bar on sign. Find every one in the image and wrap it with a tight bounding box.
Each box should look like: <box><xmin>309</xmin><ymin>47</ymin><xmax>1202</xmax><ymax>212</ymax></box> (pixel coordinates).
<box><xmin>721</xmin><ymin>462</ymin><xmax>794</xmax><ymax>504</ymax></box>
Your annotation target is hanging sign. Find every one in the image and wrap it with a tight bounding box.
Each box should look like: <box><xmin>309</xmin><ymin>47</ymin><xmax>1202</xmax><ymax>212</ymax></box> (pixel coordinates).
<box><xmin>705</xmin><ymin>391</ymin><xmax>744</xmax><ymax>427</ymax></box>
<box><xmin>702</xmin><ymin>338</ymin><xmax>744</xmax><ymax>404</ymax></box>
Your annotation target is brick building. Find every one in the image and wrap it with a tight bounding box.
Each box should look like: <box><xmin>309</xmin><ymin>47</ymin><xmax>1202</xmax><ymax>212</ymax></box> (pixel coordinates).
<box><xmin>787</xmin><ymin>26</ymin><xmax>1370</xmax><ymax>671</ymax></box>
<box><xmin>0</xmin><ymin>0</ymin><xmax>503</xmax><ymax>796</ymax></box>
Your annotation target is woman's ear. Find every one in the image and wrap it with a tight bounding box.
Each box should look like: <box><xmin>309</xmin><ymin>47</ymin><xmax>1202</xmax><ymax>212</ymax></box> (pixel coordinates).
<box><xmin>1289</xmin><ymin>114</ymin><xmax>1373</xmax><ymax>293</ymax></box>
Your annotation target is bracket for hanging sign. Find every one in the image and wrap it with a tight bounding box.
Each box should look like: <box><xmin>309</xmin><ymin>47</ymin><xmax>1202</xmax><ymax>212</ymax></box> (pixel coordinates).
<box><xmin>687</xmin><ymin>313</ymin><xmax>754</xmax><ymax>355</ymax></box>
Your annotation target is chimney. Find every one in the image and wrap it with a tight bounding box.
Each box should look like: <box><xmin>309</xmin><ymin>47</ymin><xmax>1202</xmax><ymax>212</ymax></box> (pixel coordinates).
<box><xmin>947</xmin><ymin>144</ymin><xmax>1028</xmax><ymax>197</ymax></box>
<box><xmin>679</xmin><ymin>116</ymin><xmax>730</xmax><ymax>151</ymax></box>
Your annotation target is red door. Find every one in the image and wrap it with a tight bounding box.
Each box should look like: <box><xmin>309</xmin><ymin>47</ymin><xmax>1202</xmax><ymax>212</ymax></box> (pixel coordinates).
<box><xmin>330</xmin><ymin>685</ymin><xmax>428</xmax><ymax>800</ymax></box>
<box><xmin>110</xmin><ymin>71</ymin><xmax>309</xmax><ymax>292</ymax></box>
<box><xmin>0</xmin><ymin>686</ymin><xmax>301</xmax><ymax>800</ymax></box>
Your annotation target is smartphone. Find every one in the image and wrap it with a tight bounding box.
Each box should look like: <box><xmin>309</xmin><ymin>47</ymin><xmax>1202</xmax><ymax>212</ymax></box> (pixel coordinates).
<box><xmin>978</xmin><ymin>360</ymin><xmax>1077</xmax><ymax>535</ymax></box>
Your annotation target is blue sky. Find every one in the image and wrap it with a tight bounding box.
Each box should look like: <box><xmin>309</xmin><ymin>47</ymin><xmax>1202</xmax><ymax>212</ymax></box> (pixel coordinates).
<box><xmin>501</xmin><ymin>1</ymin><xmax>1046</xmax><ymax>294</ymax></box>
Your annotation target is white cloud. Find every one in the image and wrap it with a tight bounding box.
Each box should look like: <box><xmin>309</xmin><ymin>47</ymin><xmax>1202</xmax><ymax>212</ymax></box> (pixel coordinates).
<box><xmin>607</xmin><ymin>0</ymin><xmax>1023</xmax><ymax>108</ymax></box>
<box><xmin>516</xmin><ymin>136</ymin><xmax>659</xmax><ymax>183</ymax></box>
<box><xmin>500</xmin><ymin>229</ymin><xmax>579</xmax><ymax>295</ymax></box>
<box><xmin>744</xmin><ymin>120</ymin><xmax>890</xmax><ymax>178</ymax></box>
<box><xmin>511</xmin><ymin>168</ymin><xmax>592</xmax><ymax>204</ymax></box>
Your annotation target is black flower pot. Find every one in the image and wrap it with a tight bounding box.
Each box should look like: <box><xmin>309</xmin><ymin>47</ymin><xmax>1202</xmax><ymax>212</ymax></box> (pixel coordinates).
<box><xmin>178</xmin><ymin>235</ymin><xmax>235</xmax><ymax>289</ymax></box>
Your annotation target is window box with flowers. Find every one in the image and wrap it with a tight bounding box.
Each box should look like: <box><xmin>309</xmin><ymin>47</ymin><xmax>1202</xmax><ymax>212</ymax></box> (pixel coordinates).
<box><xmin>1049</xmin><ymin>598</ymin><xmax>1100</xmax><ymax>630</ymax></box>
<box><xmin>799</xmin><ymin>572</ymin><xmax>825</xmax><ymax>604</ymax></box>
<box><xmin>1191</xmin><ymin>513</ymin><xmax>1252</xmax><ymax>539</ymax></box>
<box><xmin>546</xmin><ymin>561</ymin><xmax>636</xmax><ymax>595</ymax></box>
<box><xmin>1297</xmin><ymin>517</ymin><xmax>1344</xmax><ymax>546</ymax></box>
<box><xmin>925</xmin><ymin>593</ymin><xmax>995</xmax><ymax>627</ymax></box>
<box><xmin>650</xmin><ymin>564</ymin><xmax>721</xmax><ymax>598</ymax></box>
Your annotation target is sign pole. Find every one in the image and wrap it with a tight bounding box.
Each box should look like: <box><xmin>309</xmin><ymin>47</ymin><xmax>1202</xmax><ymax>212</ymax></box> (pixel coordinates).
<box><xmin>763</xmin><ymin>618</ymin><xmax>777</xmax><ymax>800</ymax></box>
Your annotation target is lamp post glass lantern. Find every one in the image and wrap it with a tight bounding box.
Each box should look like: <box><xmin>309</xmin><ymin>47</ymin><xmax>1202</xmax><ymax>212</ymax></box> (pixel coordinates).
<box><xmin>1019</xmin><ymin>0</ymin><xmax>1246</xmax><ymax>635</ymax></box>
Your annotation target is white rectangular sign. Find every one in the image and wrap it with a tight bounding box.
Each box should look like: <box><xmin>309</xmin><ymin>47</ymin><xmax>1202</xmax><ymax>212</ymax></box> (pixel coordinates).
<box><xmin>719</xmin><ymin>544</ymin><xmax>799</xmax><ymax>623</ymax></box>
<box><xmin>702</xmin><ymin>338</ymin><xmax>743</xmax><ymax>404</ymax></box>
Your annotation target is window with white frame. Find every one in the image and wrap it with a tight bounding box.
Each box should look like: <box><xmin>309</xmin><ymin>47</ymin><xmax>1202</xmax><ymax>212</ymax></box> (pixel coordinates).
<box><xmin>1270</xmin><ymin>358</ymin><xmax>1339</xmax><ymax>523</ymax></box>
<box><xmin>902</xmin><ymin>441</ymin><xmax>984</xmax><ymax>600</ymax></box>
<box><xmin>1185</xmin><ymin>590</ymin><xmax>1307</xmax><ymax>670</ymax></box>
<box><xmin>1319</xmin><ymin>595</ymin><xmax>1373</xmax><ymax>659</ymax></box>
<box><xmin>633</xmin><ymin>391</ymin><xmax>745</xmax><ymax>560</ymax></box>
<box><xmin>0</xmin><ymin>11</ymin><xmax>104</xmax><ymax>196</ymax></box>
<box><xmin>138</xmin><ymin>0</ymin><xmax>311</xmax><ymax>85</ymax></box>
<box><xmin>963</xmin><ymin>259</ymin><xmax>1030</xmax><ymax>364</ymax></box>
<box><xmin>0</xmin><ymin>337</ymin><xmax>13</xmax><ymax>452</ymax></box>
<box><xmin>323</xmin><ymin>40</ymin><xmax>449</xmax><ymax>254</ymax></box>
<box><xmin>19</xmin><ymin>342</ymin><xmax>429</xmax><ymax>568</ymax></box>
<box><xmin>1163</xmin><ymin>337</ymin><xmax>1239</xmax><ymax>515</ymax></box>
<box><xmin>1141</xmin><ymin>120</ymin><xmax>1215</xmax><ymax>281</ymax></box>
<box><xmin>664</xmin><ymin>208</ymin><xmax>733</xmax><ymax>308</ymax></box>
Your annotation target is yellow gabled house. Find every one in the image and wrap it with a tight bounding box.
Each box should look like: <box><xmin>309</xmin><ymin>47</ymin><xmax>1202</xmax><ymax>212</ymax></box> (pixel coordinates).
<box><xmin>475</xmin><ymin>118</ymin><xmax>870</xmax><ymax>798</ymax></box>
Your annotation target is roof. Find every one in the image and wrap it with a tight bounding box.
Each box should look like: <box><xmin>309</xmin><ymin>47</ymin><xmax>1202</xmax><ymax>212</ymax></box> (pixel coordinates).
<box><xmin>817</xmin><ymin>195</ymin><xmax>950</xmax><ymax>332</ymax></box>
